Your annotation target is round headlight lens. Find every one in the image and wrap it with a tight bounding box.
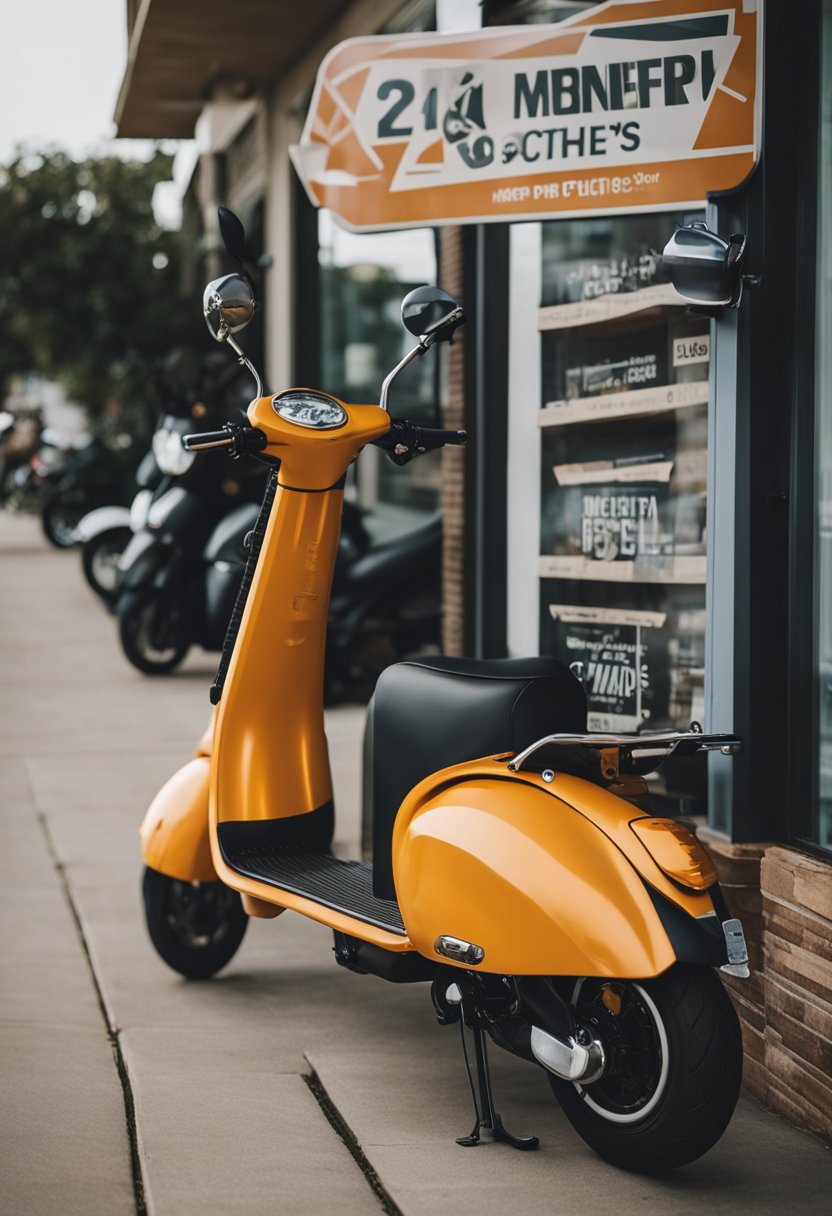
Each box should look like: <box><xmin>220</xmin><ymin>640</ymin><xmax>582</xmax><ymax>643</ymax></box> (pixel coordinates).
<box><xmin>152</xmin><ymin>428</ymin><xmax>196</xmax><ymax>476</ymax></box>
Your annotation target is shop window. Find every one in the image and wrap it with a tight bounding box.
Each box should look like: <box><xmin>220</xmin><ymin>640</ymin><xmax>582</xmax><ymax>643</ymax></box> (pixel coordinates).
<box><xmin>317</xmin><ymin>212</ymin><xmax>440</xmax><ymax>516</ymax></box>
<box><xmin>537</xmin><ymin>212</ymin><xmax>709</xmax><ymax>815</ymax></box>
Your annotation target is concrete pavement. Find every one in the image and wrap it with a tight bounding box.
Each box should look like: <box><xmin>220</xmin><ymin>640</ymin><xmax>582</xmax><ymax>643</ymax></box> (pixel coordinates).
<box><xmin>1</xmin><ymin>511</ymin><xmax>830</xmax><ymax>1216</ymax></box>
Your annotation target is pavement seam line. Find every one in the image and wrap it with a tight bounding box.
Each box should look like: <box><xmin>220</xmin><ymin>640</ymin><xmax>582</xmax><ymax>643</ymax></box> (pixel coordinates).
<box><xmin>34</xmin><ymin>807</ymin><xmax>148</xmax><ymax>1216</ymax></box>
<box><xmin>303</xmin><ymin>1066</ymin><xmax>404</xmax><ymax>1216</ymax></box>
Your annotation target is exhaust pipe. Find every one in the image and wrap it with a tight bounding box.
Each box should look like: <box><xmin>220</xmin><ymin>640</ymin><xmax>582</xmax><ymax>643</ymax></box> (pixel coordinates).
<box><xmin>529</xmin><ymin>1025</ymin><xmax>605</xmax><ymax>1083</ymax></box>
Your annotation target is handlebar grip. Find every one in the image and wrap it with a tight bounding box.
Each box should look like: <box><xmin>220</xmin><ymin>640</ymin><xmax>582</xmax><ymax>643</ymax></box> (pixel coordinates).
<box><xmin>183</xmin><ymin>429</ymin><xmax>234</xmax><ymax>451</ymax></box>
<box><xmin>421</xmin><ymin>428</ymin><xmax>467</xmax><ymax>446</ymax></box>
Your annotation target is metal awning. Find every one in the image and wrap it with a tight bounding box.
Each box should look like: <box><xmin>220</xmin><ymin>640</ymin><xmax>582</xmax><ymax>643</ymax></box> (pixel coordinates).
<box><xmin>115</xmin><ymin>0</ymin><xmax>347</xmax><ymax>138</ymax></box>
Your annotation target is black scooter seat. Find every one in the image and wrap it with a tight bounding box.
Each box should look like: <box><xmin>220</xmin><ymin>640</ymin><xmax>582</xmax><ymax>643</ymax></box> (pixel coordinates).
<box><xmin>366</xmin><ymin>656</ymin><xmax>588</xmax><ymax>900</ymax></box>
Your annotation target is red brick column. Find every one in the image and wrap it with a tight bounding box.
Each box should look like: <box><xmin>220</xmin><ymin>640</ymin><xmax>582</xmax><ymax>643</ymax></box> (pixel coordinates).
<box><xmin>701</xmin><ymin>834</ymin><xmax>832</xmax><ymax>1144</ymax></box>
<box><xmin>439</xmin><ymin>227</ymin><xmax>467</xmax><ymax>657</ymax></box>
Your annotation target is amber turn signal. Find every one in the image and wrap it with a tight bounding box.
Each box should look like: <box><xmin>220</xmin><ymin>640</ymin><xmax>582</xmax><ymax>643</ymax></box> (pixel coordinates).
<box><xmin>629</xmin><ymin>818</ymin><xmax>717</xmax><ymax>890</ymax></box>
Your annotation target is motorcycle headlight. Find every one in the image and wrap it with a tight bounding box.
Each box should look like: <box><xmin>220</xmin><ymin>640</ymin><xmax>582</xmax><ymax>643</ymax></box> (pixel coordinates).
<box><xmin>152</xmin><ymin>428</ymin><xmax>196</xmax><ymax>476</ymax></box>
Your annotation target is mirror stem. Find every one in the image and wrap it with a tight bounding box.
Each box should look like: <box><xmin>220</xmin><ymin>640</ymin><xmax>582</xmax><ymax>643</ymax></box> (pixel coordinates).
<box><xmin>227</xmin><ymin>334</ymin><xmax>264</xmax><ymax>404</ymax></box>
<box><xmin>379</xmin><ymin>342</ymin><xmax>425</xmax><ymax>412</ymax></box>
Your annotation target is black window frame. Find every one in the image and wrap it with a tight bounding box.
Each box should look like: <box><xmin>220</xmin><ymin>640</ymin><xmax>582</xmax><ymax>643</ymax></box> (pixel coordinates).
<box><xmin>710</xmin><ymin>0</ymin><xmax>826</xmax><ymax>853</ymax></box>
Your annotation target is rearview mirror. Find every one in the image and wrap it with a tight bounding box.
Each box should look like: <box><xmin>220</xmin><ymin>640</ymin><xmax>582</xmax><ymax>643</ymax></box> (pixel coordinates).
<box><xmin>662</xmin><ymin>222</ymin><xmax>747</xmax><ymax>309</ymax></box>
<box><xmin>218</xmin><ymin>207</ymin><xmax>248</xmax><ymax>264</ymax></box>
<box><xmin>202</xmin><ymin>274</ymin><xmax>256</xmax><ymax>343</ymax></box>
<box><xmin>401</xmin><ymin>286</ymin><xmax>462</xmax><ymax>341</ymax></box>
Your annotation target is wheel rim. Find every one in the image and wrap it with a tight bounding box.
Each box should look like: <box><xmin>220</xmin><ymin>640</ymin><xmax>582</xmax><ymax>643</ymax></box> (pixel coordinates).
<box><xmin>50</xmin><ymin>506</ymin><xmax>84</xmax><ymax>545</ymax></box>
<box><xmin>129</xmin><ymin>597</ymin><xmax>186</xmax><ymax>665</ymax></box>
<box><xmin>90</xmin><ymin>540</ymin><xmax>125</xmax><ymax>592</ymax></box>
<box><xmin>571</xmin><ymin>978</ymin><xmax>670</xmax><ymax>1124</ymax></box>
<box><xmin>165</xmin><ymin>881</ymin><xmax>238</xmax><ymax>951</ymax></box>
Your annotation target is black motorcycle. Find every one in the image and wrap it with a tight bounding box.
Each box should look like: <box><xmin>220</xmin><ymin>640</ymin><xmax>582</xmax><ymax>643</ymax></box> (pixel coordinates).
<box><xmin>326</xmin><ymin>509</ymin><xmax>441</xmax><ymax>701</ymax></box>
<box><xmin>77</xmin><ymin>448</ymin><xmax>164</xmax><ymax>605</ymax></box>
<box><xmin>115</xmin><ymin>416</ymin><xmax>267</xmax><ymax>674</ymax></box>
<box><xmin>40</xmin><ymin>433</ymin><xmax>129</xmax><ymax>548</ymax></box>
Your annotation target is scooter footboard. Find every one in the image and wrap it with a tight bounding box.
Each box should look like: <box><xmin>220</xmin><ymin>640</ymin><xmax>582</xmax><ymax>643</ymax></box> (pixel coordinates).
<box><xmin>140</xmin><ymin>756</ymin><xmax>216</xmax><ymax>882</ymax></box>
<box><xmin>393</xmin><ymin>772</ymin><xmax>718</xmax><ymax>978</ymax></box>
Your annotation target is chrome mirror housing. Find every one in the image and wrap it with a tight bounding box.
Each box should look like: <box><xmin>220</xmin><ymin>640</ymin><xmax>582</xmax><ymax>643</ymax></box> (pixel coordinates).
<box><xmin>202</xmin><ymin>274</ymin><xmax>256</xmax><ymax>343</ymax></box>
<box><xmin>662</xmin><ymin>222</ymin><xmax>747</xmax><ymax>309</ymax></box>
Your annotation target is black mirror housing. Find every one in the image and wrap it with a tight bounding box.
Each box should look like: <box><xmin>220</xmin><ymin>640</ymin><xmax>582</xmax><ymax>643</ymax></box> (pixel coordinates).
<box><xmin>218</xmin><ymin>207</ymin><xmax>248</xmax><ymax>264</ymax></box>
<box><xmin>401</xmin><ymin>285</ymin><xmax>461</xmax><ymax>339</ymax></box>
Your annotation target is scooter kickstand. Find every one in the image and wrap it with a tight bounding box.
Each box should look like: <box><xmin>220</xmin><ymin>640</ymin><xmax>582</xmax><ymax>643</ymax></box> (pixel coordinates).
<box><xmin>455</xmin><ymin>1020</ymin><xmax>539</xmax><ymax>1151</ymax></box>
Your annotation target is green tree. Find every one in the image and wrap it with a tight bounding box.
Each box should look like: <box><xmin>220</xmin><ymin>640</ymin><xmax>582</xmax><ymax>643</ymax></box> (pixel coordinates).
<box><xmin>0</xmin><ymin>147</ymin><xmax>200</xmax><ymax>440</ymax></box>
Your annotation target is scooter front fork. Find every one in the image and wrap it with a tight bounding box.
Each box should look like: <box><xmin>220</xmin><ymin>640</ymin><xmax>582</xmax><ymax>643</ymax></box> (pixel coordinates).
<box><xmin>445</xmin><ymin>983</ymin><xmax>539</xmax><ymax>1151</ymax></box>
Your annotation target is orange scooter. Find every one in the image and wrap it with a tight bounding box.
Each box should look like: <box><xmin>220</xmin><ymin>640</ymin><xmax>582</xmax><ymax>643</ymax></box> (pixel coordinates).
<box><xmin>140</xmin><ymin>210</ymin><xmax>748</xmax><ymax>1172</ymax></box>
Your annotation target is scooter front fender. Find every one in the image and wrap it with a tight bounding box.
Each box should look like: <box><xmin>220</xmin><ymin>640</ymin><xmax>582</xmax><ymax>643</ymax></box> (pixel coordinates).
<box><xmin>140</xmin><ymin>756</ymin><xmax>216</xmax><ymax>882</ymax></box>
<box><xmin>392</xmin><ymin>760</ymin><xmax>719</xmax><ymax>978</ymax></box>
<box><xmin>75</xmin><ymin>505</ymin><xmax>131</xmax><ymax>543</ymax></box>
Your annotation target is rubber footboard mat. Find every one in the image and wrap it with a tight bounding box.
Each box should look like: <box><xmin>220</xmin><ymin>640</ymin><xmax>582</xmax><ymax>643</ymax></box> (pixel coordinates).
<box><xmin>221</xmin><ymin>845</ymin><xmax>406</xmax><ymax>935</ymax></box>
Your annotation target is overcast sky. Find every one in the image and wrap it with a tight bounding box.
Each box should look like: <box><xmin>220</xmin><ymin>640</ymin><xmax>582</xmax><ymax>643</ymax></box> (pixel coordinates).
<box><xmin>0</xmin><ymin>0</ymin><xmax>474</xmax><ymax>273</ymax></box>
<box><xmin>0</xmin><ymin>1</ymin><xmax>146</xmax><ymax>160</ymax></box>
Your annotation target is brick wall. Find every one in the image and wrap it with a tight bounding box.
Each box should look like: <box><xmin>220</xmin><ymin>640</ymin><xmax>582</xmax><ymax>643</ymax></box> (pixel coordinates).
<box><xmin>439</xmin><ymin>226</ymin><xmax>467</xmax><ymax>657</ymax></box>
<box><xmin>703</xmin><ymin>836</ymin><xmax>832</xmax><ymax>1143</ymax></box>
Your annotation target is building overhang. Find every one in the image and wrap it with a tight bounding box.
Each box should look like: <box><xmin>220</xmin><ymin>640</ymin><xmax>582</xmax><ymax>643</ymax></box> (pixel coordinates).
<box><xmin>115</xmin><ymin>0</ymin><xmax>348</xmax><ymax>138</ymax></box>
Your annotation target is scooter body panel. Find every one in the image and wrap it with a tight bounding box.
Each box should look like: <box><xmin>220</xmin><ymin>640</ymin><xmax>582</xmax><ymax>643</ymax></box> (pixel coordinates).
<box><xmin>392</xmin><ymin>758</ymin><xmax>716</xmax><ymax>978</ymax></box>
<box><xmin>140</xmin><ymin>756</ymin><xmax>217</xmax><ymax>883</ymax></box>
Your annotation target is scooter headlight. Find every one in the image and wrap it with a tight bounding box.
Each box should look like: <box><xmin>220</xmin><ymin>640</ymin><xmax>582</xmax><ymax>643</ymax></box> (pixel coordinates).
<box><xmin>629</xmin><ymin>818</ymin><xmax>717</xmax><ymax>890</ymax></box>
<box><xmin>152</xmin><ymin>428</ymin><xmax>196</xmax><ymax>476</ymax></box>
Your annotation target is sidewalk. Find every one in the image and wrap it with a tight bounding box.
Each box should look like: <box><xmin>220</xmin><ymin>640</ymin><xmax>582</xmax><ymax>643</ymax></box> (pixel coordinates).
<box><xmin>1</xmin><ymin>511</ymin><xmax>830</xmax><ymax>1216</ymax></box>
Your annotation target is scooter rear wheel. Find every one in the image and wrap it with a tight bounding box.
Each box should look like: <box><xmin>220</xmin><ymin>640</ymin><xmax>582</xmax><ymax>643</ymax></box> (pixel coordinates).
<box><xmin>548</xmin><ymin>964</ymin><xmax>742</xmax><ymax>1171</ymax></box>
<box><xmin>142</xmin><ymin>867</ymin><xmax>248</xmax><ymax>980</ymax></box>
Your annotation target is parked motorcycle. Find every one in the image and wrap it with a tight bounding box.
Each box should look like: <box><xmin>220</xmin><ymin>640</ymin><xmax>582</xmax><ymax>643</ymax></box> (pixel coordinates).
<box><xmin>115</xmin><ymin>413</ymin><xmax>267</xmax><ymax>674</ymax></box>
<box><xmin>40</xmin><ymin>432</ymin><xmax>129</xmax><ymax>548</ymax></box>
<box><xmin>139</xmin><ymin>211</ymin><xmax>747</xmax><ymax>1173</ymax></box>
<box><xmin>77</xmin><ymin>448</ymin><xmax>163</xmax><ymax>605</ymax></box>
<box><xmin>0</xmin><ymin>408</ymin><xmax>45</xmax><ymax>510</ymax></box>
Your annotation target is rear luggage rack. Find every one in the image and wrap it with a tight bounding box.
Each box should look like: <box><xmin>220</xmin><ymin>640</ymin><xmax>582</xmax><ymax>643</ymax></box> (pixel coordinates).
<box><xmin>508</xmin><ymin>729</ymin><xmax>742</xmax><ymax>773</ymax></box>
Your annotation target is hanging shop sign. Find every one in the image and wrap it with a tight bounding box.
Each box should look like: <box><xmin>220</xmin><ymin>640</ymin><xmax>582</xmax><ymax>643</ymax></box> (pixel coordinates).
<box><xmin>290</xmin><ymin>0</ymin><xmax>761</xmax><ymax>231</ymax></box>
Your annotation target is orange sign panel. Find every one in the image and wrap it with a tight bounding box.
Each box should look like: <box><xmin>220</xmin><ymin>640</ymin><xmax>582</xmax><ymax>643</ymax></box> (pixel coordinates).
<box><xmin>290</xmin><ymin>0</ymin><xmax>761</xmax><ymax>231</ymax></box>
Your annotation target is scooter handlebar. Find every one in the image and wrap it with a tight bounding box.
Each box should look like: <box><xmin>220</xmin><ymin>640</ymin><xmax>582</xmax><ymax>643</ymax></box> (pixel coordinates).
<box><xmin>375</xmin><ymin>419</ymin><xmax>467</xmax><ymax>466</ymax></box>
<box><xmin>183</xmin><ymin>424</ymin><xmax>268</xmax><ymax>457</ymax></box>
<box><xmin>183</xmin><ymin>429</ymin><xmax>235</xmax><ymax>451</ymax></box>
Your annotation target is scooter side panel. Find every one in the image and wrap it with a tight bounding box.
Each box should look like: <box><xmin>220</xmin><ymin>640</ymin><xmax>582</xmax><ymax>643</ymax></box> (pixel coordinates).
<box><xmin>140</xmin><ymin>756</ymin><xmax>217</xmax><ymax>883</ymax></box>
<box><xmin>393</xmin><ymin>764</ymin><xmax>716</xmax><ymax>978</ymax></box>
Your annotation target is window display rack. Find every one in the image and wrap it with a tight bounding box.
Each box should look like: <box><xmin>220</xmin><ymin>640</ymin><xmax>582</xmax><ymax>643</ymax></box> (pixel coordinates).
<box><xmin>537</xmin><ymin>213</ymin><xmax>709</xmax><ymax>812</ymax></box>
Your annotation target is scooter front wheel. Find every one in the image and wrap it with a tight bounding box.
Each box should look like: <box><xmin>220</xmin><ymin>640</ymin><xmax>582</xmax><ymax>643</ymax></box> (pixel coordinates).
<box><xmin>142</xmin><ymin>867</ymin><xmax>248</xmax><ymax>979</ymax></box>
<box><xmin>119</xmin><ymin>589</ymin><xmax>191</xmax><ymax>674</ymax></box>
<box><xmin>42</xmin><ymin>488</ymin><xmax>88</xmax><ymax>548</ymax></box>
<box><xmin>549</xmin><ymin>964</ymin><xmax>742</xmax><ymax>1171</ymax></box>
<box><xmin>82</xmin><ymin>527</ymin><xmax>131</xmax><ymax>604</ymax></box>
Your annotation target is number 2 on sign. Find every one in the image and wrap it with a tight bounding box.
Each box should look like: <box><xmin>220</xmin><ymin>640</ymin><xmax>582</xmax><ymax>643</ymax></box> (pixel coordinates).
<box><xmin>377</xmin><ymin>80</ymin><xmax>438</xmax><ymax>138</ymax></box>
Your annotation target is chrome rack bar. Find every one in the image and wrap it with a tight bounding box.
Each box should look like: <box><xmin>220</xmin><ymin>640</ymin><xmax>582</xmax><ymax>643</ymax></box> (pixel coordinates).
<box><xmin>508</xmin><ymin>730</ymin><xmax>742</xmax><ymax>773</ymax></box>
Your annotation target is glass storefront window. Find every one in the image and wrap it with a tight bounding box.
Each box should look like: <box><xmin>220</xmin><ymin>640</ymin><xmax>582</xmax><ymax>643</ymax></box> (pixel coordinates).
<box><xmin>537</xmin><ymin>211</ymin><xmax>709</xmax><ymax>815</ymax></box>
<box><xmin>317</xmin><ymin>212</ymin><xmax>441</xmax><ymax>515</ymax></box>
<box><xmin>815</xmin><ymin>0</ymin><xmax>832</xmax><ymax>849</ymax></box>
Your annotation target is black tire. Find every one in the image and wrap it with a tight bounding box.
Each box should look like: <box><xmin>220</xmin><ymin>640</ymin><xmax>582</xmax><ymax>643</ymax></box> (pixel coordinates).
<box><xmin>41</xmin><ymin>489</ymin><xmax>89</xmax><ymax>548</ymax></box>
<box><xmin>82</xmin><ymin>527</ymin><xmax>132</xmax><ymax>604</ymax></box>
<box><xmin>549</xmin><ymin>965</ymin><xmax>742</xmax><ymax>1172</ymax></box>
<box><xmin>118</xmin><ymin>589</ymin><xmax>191</xmax><ymax>674</ymax></box>
<box><xmin>142</xmin><ymin>867</ymin><xmax>248</xmax><ymax>980</ymax></box>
